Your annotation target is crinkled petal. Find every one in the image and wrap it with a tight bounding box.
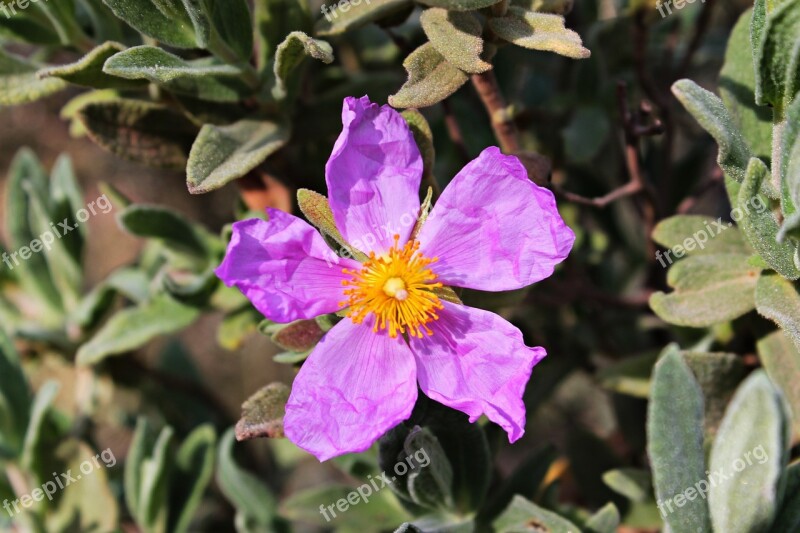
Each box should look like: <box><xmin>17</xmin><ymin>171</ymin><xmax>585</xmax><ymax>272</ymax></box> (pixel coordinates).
<box><xmin>284</xmin><ymin>317</ymin><xmax>417</xmax><ymax>461</ymax></box>
<box><xmin>409</xmin><ymin>301</ymin><xmax>545</xmax><ymax>442</ymax></box>
<box><xmin>215</xmin><ymin>208</ymin><xmax>360</xmax><ymax>323</ymax></box>
<box><xmin>417</xmin><ymin>147</ymin><xmax>575</xmax><ymax>291</ymax></box>
<box><xmin>326</xmin><ymin>96</ymin><xmax>423</xmax><ymax>254</ymax></box>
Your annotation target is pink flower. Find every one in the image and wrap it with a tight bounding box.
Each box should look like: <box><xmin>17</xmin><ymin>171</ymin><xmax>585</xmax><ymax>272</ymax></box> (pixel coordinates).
<box><xmin>216</xmin><ymin>96</ymin><xmax>575</xmax><ymax>461</ymax></box>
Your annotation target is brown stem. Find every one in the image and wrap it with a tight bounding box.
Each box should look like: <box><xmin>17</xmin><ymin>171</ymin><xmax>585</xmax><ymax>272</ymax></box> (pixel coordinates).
<box><xmin>471</xmin><ymin>70</ymin><xmax>520</xmax><ymax>154</ymax></box>
<box><xmin>440</xmin><ymin>98</ymin><xmax>470</xmax><ymax>164</ymax></box>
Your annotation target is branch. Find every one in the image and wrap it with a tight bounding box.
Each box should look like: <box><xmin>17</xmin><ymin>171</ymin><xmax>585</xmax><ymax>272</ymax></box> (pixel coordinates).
<box><xmin>471</xmin><ymin>69</ymin><xmax>520</xmax><ymax>154</ymax></box>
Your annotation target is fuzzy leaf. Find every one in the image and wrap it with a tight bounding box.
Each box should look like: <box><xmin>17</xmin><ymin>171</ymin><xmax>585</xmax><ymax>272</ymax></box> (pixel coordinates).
<box><xmin>420</xmin><ymin>8</ymin><xmax>491</xmax><ymax>74</ymax></box>
<box><xmin>758</xmin><ymin>330</ymin><xmax>800</xmax><ymax>440</ymax></box>
<box><xmin>647</xmin><ymin>347</ymin><xmax>711</xmax><ymax>533</ymax></box>
<box><xmin>404</xmin><ymin>427</ymin><xmax>454</xmax><ymax>510</ymax></box>
<box><xmin>38</xmin><ymin>42</ymin><xmax>145</xmax><ymax>89</ymax></box>
<box><xmin>273</xmin><ymin>31</ymin><xmax>333</xmax><ymax>99</ymax></box>
<box><xmin>673</xmin><ymin>79</ymin><xmax>777</xmax><ymax>198</ymax></box>
<box><xmin>263</xmin><ymin>319</ymin><xmax>325</xmax><ymax>353</ymax></box>
<box><xmin>418</xmin><ymin>0</ymin><xmax>501</xmax><ymax>10</ymax></box>
<box><xmin>103</xmin><ymin>46</ymin><xmax>252</xmax><ymax>102</ymax></box>
<box><xmin>653</xmin><ymin>215</ymin><xmax>749</xmax><ymax>257</ymax></box>
<box><xmin>186</xmin><ymin>119</ymin><xmax>289</xmax><ymax>194</ymax></box>
<box><xmin>755</xmin><ymin>272</ymin><xmax>800</xmax><ymax>350</ymax></box>
<box><xmin>0</xmin><ymin>329</ymin><xmax>30</xmax><ymax>454</ymax></box>
<box><xmin>389</xmin><ymin>42</ymin><xmax>468</xmax><ymax>109</ymax></box>
<box><xmin>217</xmin><ymin>429</ymin><xmax>277</xmax><ymax>528</ymax></box>
<box><xmin>493</xmin><ymin>496</ymin><xmax>580</xmax><ymax>532</ymax></box>
<box><xmin>101</xmin><ymin>0</ymin><xmax>196</xmax><ymax>47</ymax></box>
<box><xmin>650</xmin><ymin>254</ymin><xmax>761</xmax><ymax>327</ymax></box>
<box><xmin>0</xmin><ymin>49</ymin><xmax>67</xmax><ymax>105</ymax></box>
<box><xmin>719</xmin><ymin>9</ymin><xmax>773</xmax><ymax>162</ymax></box>
<box><xmin>255</xmin><ymin>0</ymin><xmax>310</xmax><ymax>68</ymax></box>
<box><xmin>179</xmin><ymin>0</ymin><xmax>253</xmax><ymax>62</ymax></box>
<box><xmin>584</xmin><ymin>503</ymin><xmax>620</xmax><ymax>533</ymax></box>
<box><xmin>488</xmin><ymin>7</ymin><xmax>590</xmax><ymax>59</ymax></box>
<box><xmin>779</xmin><ymin>95</ymin><xmax>800</xmax><ymax>217</ymax></box>
<box><xmin>235</xmin><ymin>383</ymin><xmax>290</xmax><ymax>440</ymax></box>
<box><xmin>170</xmin><ymin>425</ymin><xmax>216</xmax><ymax>533</ymax></box>
<box><xmin>117</xmin><ymin>204</ymin><xmax>211</xmax><ymax>258</ymax></box>
<box><xmin>402</xmin><ymin>110</ymin><xmax>436</xmax><ymax>189</ymax></box>
<box><xmin>280</xmin><ymin>484</ymin><xmax>410</xmax><ymax>528</ymax></box>
<box><xmin>602</xmin><ymin>468</ymin><xmax>653</xmax><ymax>502</ymax></box>
<box><xmin>315</xmin><ymin>0</ymin><xmax>413</xmax><ymax>36</ymax></box>
<box><xmin>737</xmin><ymin>158</ymin><xmax>800</xmax><ymax>279</ymax></box>
<box><xmin>296</xmin><ymin>188</ymin><xmax>367</xmax><ymax>261</ymax></box>
<box><xmin>771</xmin><ymin>462</ymin><xmax>800</xmax><ymax>532</ymax></box>
<box><xmin>20</xmin><ymin>381</ymin><xmax>59</xmax><ymax>470</ymax></box>
<box><xmin>708</xmin><ymin>371</ymin><xmax>788</xmax><ymax>533</ymax></box>
<box><xmin>751</xmin><ymin>0</ymin><xmax>800</xmax><ymax>112</ymax></box>
<box><xmin>77</xmin><ymin>99</ymin><xmax>197</xmax><ymax>169</ymax></box>
<box><xmin>682</xmin><ymin>352</ymin><xmax>748</xmax><ymax>438</ymax></box>
<box><xmin>76</xmin><ymin>294</ymin><xmax>201</xmax><ymax>365</ymax></box>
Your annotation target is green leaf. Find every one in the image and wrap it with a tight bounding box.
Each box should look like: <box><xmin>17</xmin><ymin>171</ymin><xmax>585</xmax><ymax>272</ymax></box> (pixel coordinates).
<box><xmin>77</xmin><ymin>99</ymin><xmax>197</xmax><ymax>169</ymax></box>
<box><xmin>493</xmin><ymin>496</ymin><xmax>580</xmax><ymax>532</ymax></box>
<box><xmin>708</xmin><ymin>371</ymin><xmax>788</xmax><ymax>533</ymax></box>
<box><xmin>418</xmin><ymin>0</ymin><xmax>501</xmax><ymax>10</ymax></box>
<box><xmin>488</xmin><ymin>7</ymin><xmax>590</xmax><ymax>59</ymax></box>
<box><xmin>272</xmin><ymin>31</ymin><xmax>333</xmax><ymax>99</ymax></box>
<box><xmin>401</xmin><ymin>111</ymin><xmax>436</xmax><ymax>191</ymax></box>
<box><xmin>125</xmin><ymin>418</ymin><xmax>150</xmax><ymax>522</ymax></box>
<box><xmin>38</xmin><ymin>42</ymin><xmax>146</xmax><ymax>89</ymax></box>
<box><xmin>647</xmin><ymin>346</ymin><xmax>711</xmax><ymax>533</ymax></box>
<box><xmin>511</xmin><ymin>0</ymin><xmax>574</xmax><ymax>13</ymax></box>
<box><xmin>584</xmin><ymin>503</ymin><xmax>620</xmax><ymax>533</ymax></box>
<box><xmin>117</xmin><ymin>204</ymin><xmax>211</xmax><ymax>258</ymax></box>
<box><xmin>737</xmin><ymin>158</ymin><xmax>800</xmax><ymax>279</ymax></box>
<box><xmin>315</xmin><ymin>0</ymin><xmax>413</xmax><ymax>36</ymax></box>
<box><xmin>235</xmin><ymin>382</ymin><xmax>290</xmax><ymax>440</ymax></box>
<box><xmin>0</xmin><ymin>329</ymin><xmax>30</xmax><ymax>454</ymax></box>
<box><xmin>597</xmin><ymin>352</ymin><xmax>657</xmax><ymax>398</ymax></box>
<box><xmin>388</xmin><ymin>43</ymin><xmax>469</xmax><ymax>109</ymax></box>
<box><xmin>681</xmin><ymin>352</ymin><xmax>748</xmax><ymax>439</ymax></box>
<box><xmin>403</xmin><ymin>427</ymin><xmax>454</xmax><ymax>510</ymax></box>
<box><xmin>138</xmin><ymin>426</ymin><xmax>175</xmax><ymax>533</ymax></box>
<box><xmin>420</xmin><ymin>8</ymin><xmax>490</xmax><ymax>74</ymax></box>
<box><xmin>186</xmin><ymin>119</ymin><xmax>289</xmax><ymax>194</ymax></box>
<box><xmin>779</xmin><ymin>94</ymin><xmax>800</xmax><ymax>217</ymax></box>
<box><xmin>20</xmin><ymin>381</ymin><xmax>60</xmax><ymax>471</ymax></box>
<box><xmin>751</xmin><ymin>0</ymin><xmax>800</xmax><ymax>113</ymax></box>
<box><xmin>279</xmin><ymin>484</ymin><xmax>410</xmax><ymax>529</ymax></box>
<box><xmin>170</xmin><ymin>425</ymin><xmax>216</xmax><ymax>533</ymax></box>
<box><xmin>4</xmin><ymin>149</ymin><xmax>63</xmax><ymax>315</ymax></box>
<box><xmin>0</xmin><ymin>6</ymin><xmax>61</xmax><ymax>45</ymax></box>
<box><xmin>77</xmin><ymin>0</ymin><xmax>126</xmax><ymax>42</ymax></box>
<box><xmin>719</xmin><ymin>9</ymin><xmax>773</xmax><ymax>162</ymax></box>
<box><xmin>771</xmin><ymin>461</ymin><xmax>800</xmax><ymax>532</ymax></box>
<box><xmin>254</xmin><ymin>0</ymin><xmax>310</xmax><ymax>69</ymax></box>
<box><xmin>602</xmin><ymin>468</ymin><xmax>653</xmax><ymax>503</ymax></box>
<box><xmin>653</xmin><ymin>215</ymin><xmax>749</xmax><ymax>256</ymax></box>
<box><xmin>76</xmin><ymin>293</ymin><xmax>201</xmax><ymax>365</ymax></box>
<box><xmin>296</xmin><ymin>189</ymin><xmax>367</xmax><ymax>261</ymax></box>
<box><xmin>101</xmin><ymin>0</ymin><xmax>197</xmax><ymax>48</ymax></box>
<box><xmin>179</xmin><ymin>0</ymin><xmax>253</xmax><ymax>62</ymax></box>
<box><xmin>103</xmin><ymin>46</ymin><xmax>253</xmax><ymax>102</ymax></box>
<box><xmin>30</xmin><ymin>0</ymin><xmax>88</xmax><ymax>46</ymax></box>
<box><xmin>0</xmin><ymin>49</ymin><xmax>67</xmax><ymax>105</ymax></box>
<box><xmin>755</xmin><ymin>272</ymin><xmax>800</xmax><ymax>350</ymax></box>
<box><xmin>649</xmin><ymin>254</ymin><xmax>761</xmax><ymax>327</ymax></box>
<box><xmin>672</xmin><ymin>79</ymin><xmax>777</xmax><ymax>198</ymax></box>
<box><xmin>758</xmin><ymin>330</ymin><xmax>800</xmax><ymax>440</ymax></box>
<box><xmin>217</xmin><ymin>306</ymin><xmax>261</xmax><ymax>350</ymax></box>
<box><xmin>217</xmin><ymin>429</ymin><xmax>278</xmax><ymax>531</ymax></box>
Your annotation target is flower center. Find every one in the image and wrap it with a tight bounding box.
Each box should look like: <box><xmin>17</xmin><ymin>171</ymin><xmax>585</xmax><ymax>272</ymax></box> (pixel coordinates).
<box><xmin>341</xmin><ymin>235</ymin><xmax>443</xmax><ymax>338</ymax></box>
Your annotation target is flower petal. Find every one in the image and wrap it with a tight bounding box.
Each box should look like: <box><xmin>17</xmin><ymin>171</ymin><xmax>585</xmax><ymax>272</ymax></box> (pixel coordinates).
<box><xmin>284</xmin><ymin>317</ymin><xmax>417</xmax><ymax>461</ymax></box>
<box><xmin>215</xmin><ymin>208</ymin><xmax>360</xmax><ymax>323</ymax></box>
<box><xmin>409</xmin><ymin>301</ymin><xmax>545</xmax><ymax>442</ymax></box>
<box><xmin>326</xmin><ymin>96</ymin><xmax>423</xmax><ymax>254</ymax></box>
<box><xmin>417</xmin><ymin>147</ymin><xmax>575</xmax><ymax>291</ymax></box>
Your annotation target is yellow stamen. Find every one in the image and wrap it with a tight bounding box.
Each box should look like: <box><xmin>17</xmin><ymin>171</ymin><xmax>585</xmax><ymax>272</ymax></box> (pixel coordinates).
<box><xmin>340</xmin><ymin>235</ymin><xmax>443</xmax><ymax>338</ymax></box>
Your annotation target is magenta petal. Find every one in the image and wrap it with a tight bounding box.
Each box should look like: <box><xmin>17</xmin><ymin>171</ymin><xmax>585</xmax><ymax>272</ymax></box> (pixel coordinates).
<box><xmin>417</xmin><ymin>147</ymin><xmax>575</xmax><ymax>291</ymax></box>
<box><xmin>215</xmin><ymin>208</ymin><xmax>360</xmax><ymax>323</ymax></box>
<box><xmin>409</xmin><ymin>301</ymin><xmax>545</xmax><ymax>442</ymax></box>
<box><xmin>284</xmin><ymin>317</ymin><xmax>417</xmax><ymax>461</ymax></box>
<box><xmin>326</xmin><ymin>96</ymin><xmax>423</xmax><ymax>254</ymax></box>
